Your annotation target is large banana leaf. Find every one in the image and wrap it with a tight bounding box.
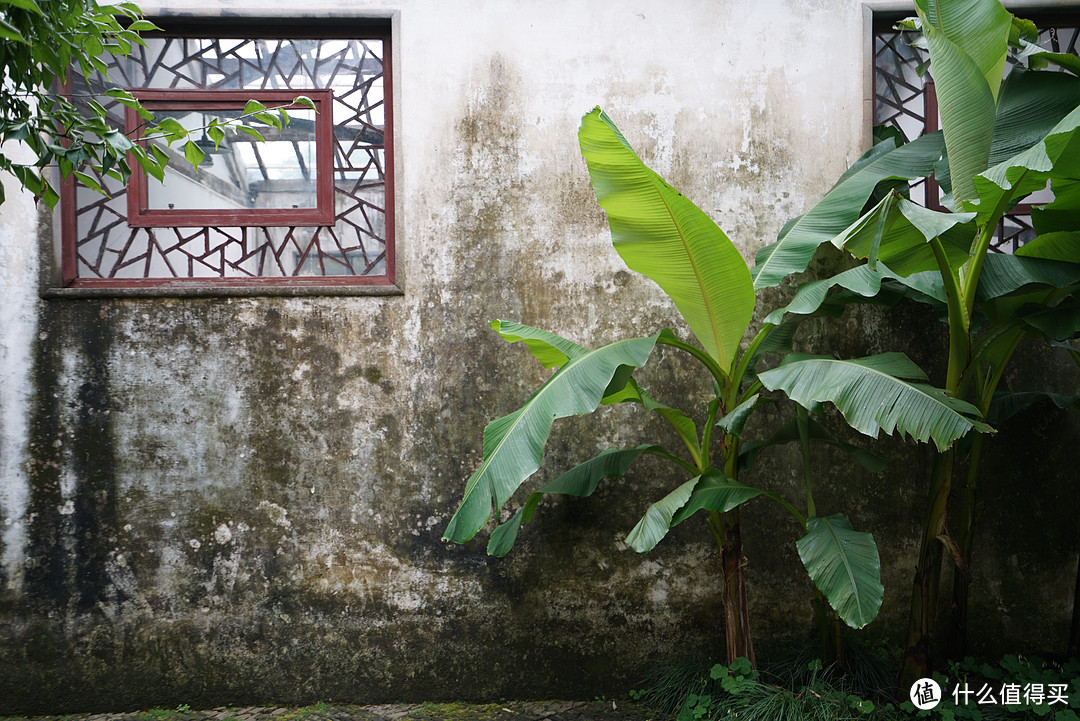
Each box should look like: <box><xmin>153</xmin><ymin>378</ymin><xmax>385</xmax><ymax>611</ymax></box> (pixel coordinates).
<box><xmin>1016</xmin><ymin>231</ymin><xmax>1080</xmax><ymax>261</ymax></box>
<box><xmin>972</xmin><ymin>103</ymin><xmax>1080</xmax><ymax>225</ymax></box>
<box><xmin>916</xmin><ymin>0</ymin><xmax>1011</xmax><ymax>205</ymax></box>
<box><xmin>751</xmin><ymin>133</ymin><xmax>945</xmax><ymax>289</ymax></box>
<box><xmin>486</xmin><ymin>444</ymin><xmax>666</xmax><ymax>556</ymax></box>
<box><xmin>578</xmin><ymin>107</ymin><xmax>754</xmax><ymax>371</ymax></box>
<box><xmin>443</xmin><ymin>332</ymin><xmax>660</xmax><ymax>543</ymax></box>
<box><xmin>1016</xmin><ymin>295</ymin><xmax>1080</xmax><ymax>341</ymax></box>
<box><xmin>668</xmin><ymin>469</ymin><xmax>764</xmax><ymax>528</ymax></box>
<box><xmin>625</xmin><ymin>478</ymin><xmax>699</xmax><ymax>553</ymax></box>
<box><xmin>797</xmin><ymin>514</ymin><xmax>883</xmax><ymax>629</ymax></box>
<box><xmin>1031</xmin><ymin>179</ymin><xmax>1080</xmax><ymax>237</ymax></box>
<box><xmin>989</xmin><ymin>67</ymin><xmax>1080</xmax><ymax>166</ymax></box>
<box><xmin>988</xmin><ymin>390</ymin><xmax>1080</xmax><ymax>425</ymax></box>
<box><xmin>490</xmin><ymin>319</ymin><xmax>588</xmax><ymax>368</ymax></box>
<box><xmin>758</xmin><ymin>353</ymin><xmax>992</xmax><ymax>451</ymax></box>
<box><xmin>738</xmin><ymin>416</ymin><xmax>889</xmax><ymax>475</ymax></box>
<box><xmin>976</xmin><ymin>253</ymin><xmax>1080</xmax><ymax>301</ymax></box>
<box><xmin>831</xmin><ymin>193</ymin><xmax>976</xmax><ymax>277</ymax></box>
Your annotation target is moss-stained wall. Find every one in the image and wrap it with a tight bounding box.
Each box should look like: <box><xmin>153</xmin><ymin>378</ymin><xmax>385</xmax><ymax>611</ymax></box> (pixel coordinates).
<box><xmin>1</xmin><ymin>0</ymin><xmax>1079</xmax><ymax>713</ymax></box>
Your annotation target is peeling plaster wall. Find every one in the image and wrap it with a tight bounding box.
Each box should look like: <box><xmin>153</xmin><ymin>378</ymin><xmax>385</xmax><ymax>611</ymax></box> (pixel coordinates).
<box><xmin>1</xmin><ymin>0</ymin><xmax>1079</xmax><ymax>713</ymax></box>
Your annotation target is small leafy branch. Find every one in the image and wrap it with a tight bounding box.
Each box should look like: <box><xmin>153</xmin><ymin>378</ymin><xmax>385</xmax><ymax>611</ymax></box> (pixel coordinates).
<box><xmin>0</xmin><ymin>0</ymin><xmax>315</xmax><ymax>207</ymax></box>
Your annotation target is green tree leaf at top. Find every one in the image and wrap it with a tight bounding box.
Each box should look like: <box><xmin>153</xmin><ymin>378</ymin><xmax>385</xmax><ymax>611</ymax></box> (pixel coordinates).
<box><xmin>578</xmin><ymin>107</ymin><xmax>754</xmax><ymax>372</ymax></box>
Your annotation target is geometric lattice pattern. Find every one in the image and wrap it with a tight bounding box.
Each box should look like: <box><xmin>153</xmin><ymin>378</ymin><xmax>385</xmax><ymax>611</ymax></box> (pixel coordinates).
<box><xmin>873</xmin><ymin>18</ymin><xmax>1079</xmax><ymax>255</ymax></box>
<box><xmin>63</xmin><ymin>26</ymin><xmax>393</xmax><ymax>286</ymax></box>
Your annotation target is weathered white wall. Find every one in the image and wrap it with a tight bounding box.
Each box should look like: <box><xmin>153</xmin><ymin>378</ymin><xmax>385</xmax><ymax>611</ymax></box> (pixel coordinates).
<box><xmin>2</xmin><ymin>0</ymin><xmax>1078</xmax><ymax>713</ymax></box>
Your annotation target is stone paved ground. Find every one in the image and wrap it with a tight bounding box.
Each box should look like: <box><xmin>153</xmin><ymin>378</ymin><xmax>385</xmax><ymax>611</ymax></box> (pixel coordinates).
<box><xmin>0</xmin><ymin>701</ymin><xmax>661</xmax><ymax>721</ymax></box>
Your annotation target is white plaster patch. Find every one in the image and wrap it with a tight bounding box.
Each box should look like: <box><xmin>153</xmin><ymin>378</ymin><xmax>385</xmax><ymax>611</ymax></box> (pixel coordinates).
<box><xmin>214</xmin><ymin>523</ymin><xmax>234</xmax><ymax>544</ymax></box>
<box><xmin>258</xmin><ymin>500</ymin><xmax>292</xmax><ymax>529</ymax></box>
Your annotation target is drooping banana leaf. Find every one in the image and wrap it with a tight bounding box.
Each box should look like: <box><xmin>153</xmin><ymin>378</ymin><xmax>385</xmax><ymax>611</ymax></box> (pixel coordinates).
<box><xmin>600</xmin><ymin>376</ymin><xmax>703</xmax><ymax>466</ymax></box>
<box><xmin>988</xmin><ymin>390</ymin><xmax>1080</xmax><ymax>425</ymax></box>
<box><xmin>831</xmin><ymin>193</ymin><xmax>976</xmax><ymax>277</ymax></box>
<box><xmin>490</xmin><ymin>319</ymin><xmax>588</xmax><ymax>368</ymax></box>
<box><xmin>578</xmin><ymin>107</ymin><xmax>754</xmax><ymax>372</ymax></box>
<box><xmin>668</xmin><ymin>469</ymin><xmax>764</xmax><ymax>528</ymax></box>
<box><xmin>758</xmin><ymin>353</ymin><xmax>992</xmax><ymax>451</ymax></box>
<box><xmin>716</xmin><ymin>394</ymin><xmax>761</xmax><ymax>439</ymax></box>
<box><xmin>1016</xmin><ymin>230</ymin><xmax>1080</xmax><ymax>262</ymax></box>
<box><xmin>988</xmin><ymin>67</ymin><xmax>1080</xmax><ymax>166</ymax></box>
<box><xmin>443</xmin><ymin>332</ymin><xmax>660</xmax><ymax>543</ymax></box>
<box><xmin>1016</xmin><ymin>295</ymin><xmax>1080</xmax><ymax>341</ymax></box>
<box><xmin>738</xmin><ymin>416</ymin><xmax>889</xmax><ymax>475</ymax></box>
<box><xmin>625</xmin><ymin>478</ymin><xmax>698</xmax><ymax>553</ymax></box>
<box><xmin>1031</xmin><ymin>179</ymin><xmax>1080</xmax><ymax>237</ymax></box>
<box><xmin>797</xmin><ymin>514</ymin><xmax>884</xmax><ymax>629</ymax></box>
<box><xmin>972</xmin><ymin>103</ymin><xmax>1080</xmax><ymax>225</ymax></box>
<box><xmin>975</xmin><ymin>253</ymin><xmax>1080</xmax><ymax>300</ymax></box>
<box><xmin>915</xmin><ymin>0</ymin><xmax>1011</xmax><ymax>205</ymax></box>
<box><xmin>487</xmin><ymin>444</ymin><xmax>667</xmax><ymax>556</ymax></box>
<box><xmin>751</xmin><ymin>132</ymin><xmax>945</xmax><ymax>289</ymax></box>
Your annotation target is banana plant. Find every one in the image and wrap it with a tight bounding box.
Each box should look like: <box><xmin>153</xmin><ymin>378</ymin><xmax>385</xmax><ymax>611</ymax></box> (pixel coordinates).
<box><xmin>749</xmin><ymin>0</ymin><xmax>1080</xmax><ymax>686</ymax></box>
<box><xmin>443</xmin><ymin>107</ymin><xmax>989</xmax><ymax>665</ymax></box>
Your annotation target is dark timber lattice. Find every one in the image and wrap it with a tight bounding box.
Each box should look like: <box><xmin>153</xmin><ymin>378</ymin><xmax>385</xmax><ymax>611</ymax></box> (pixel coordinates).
<box><xmin>65</xmin><ymin>32</ymin><xmax>392</xmax><ymax>286</ymax></box>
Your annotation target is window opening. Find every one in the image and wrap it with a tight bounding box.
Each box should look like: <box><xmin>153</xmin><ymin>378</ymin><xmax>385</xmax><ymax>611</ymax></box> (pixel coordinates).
<box><xmin>873</xmin><ymin>15</ymin><xmax>1079</xmax><ymax>254</ymax></box>
<box><xmin>60</xmin><ymin>23</ymin><xmax>394</xmax><ymax>290</ymax></box>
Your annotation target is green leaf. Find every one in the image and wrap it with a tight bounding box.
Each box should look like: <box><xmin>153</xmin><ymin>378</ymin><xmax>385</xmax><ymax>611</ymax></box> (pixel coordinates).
<box><xmin>989</xmin><ymin>68</ymin><xmax>1080</xmax><ymax>167</ymax></box>
<box><xmin>152</xmin><ymin>117</ymin><xmax>188</xmax><ymax>143</ymax></box>
<box><xmin>738</xmin><ymin>416</ymin><xmax>889</xmax><ymax>475</ymax></box>
<box><xmin>578</xmin><ymin>107</ymin><xmax>754</xmax><ymax>370</ymax></box>
<box><xmin>988</xmin><ymin>390</ymin><xmax>1080</xmax><ymax>426</ymax></box>
<box><xmin>486</xmin><ymin>444</ymin><xmax>668</xmax><ymax>556</ymax></box>
<box><xmin>752</xmin><ymin>133</ymin><xmax>945</xmax><ymax>289</ymax></box>
<box><xmin>126</xmin><ymin>19</ymin><xmax>162</xmax><ymax>31</ymax></box>
<box><xmin>972</xmin><ymin>103</ymin><xmax>1080</xmax><ymax>225</ymax></box>
<box><xmin>236</xmin><ymin>125</ymin><xmax>265</xmax><ymax>143</ymax></box>
<box><xmin>443</xmin><ymin>333</ymin><xmax>661</xmax><ymax>544</ymax></box>
<box><xmin>976</xmin><ymin>253</ymin><xmax>1080</xmax><ymax>301</ymax></box>
<box><xmin>0</xmin><ymin>0</ymin><xmax>43</xmax><ymax>12</ymax></box>
<box><xmin>292</xmin><ymin>95</ymin><xmax>317</xmax><ymax>111</ymax></box>
<box><xmin>244</xmin><ymin>99</ymin><xmax>267</xmax><ymax>115</ymax></box>
<box><xmin>716</xmin><ymin>394</ymin><xmax>760</xmax><ymax>439</ymax></box>
<box><xmin>254</xmin><ymin>111</ymin><xmax>280</xmax><ymax>129</ymax></box>
<box><xmin>489</xmin><ymin>320</ymin><xmax>588</xmax><ymax>369</ymax></box>
<box><xmin>73</xmin><ymin>171</ymin><xmax>103</xmax><ymax>195</ymax></box>
<box><xmin>1017</xmin><ymin>231</ymin><xmax>1080</xmax><ymax>261</ymax></box>
<box><xmin>915</xmin><ymin>0</ymin><xmax>1011</xmax><ymax>204</ymax></box>
<box><xmin>764</xmin><ymin>264</ymin><xmax>891</xmax><ymax>326</ymax></box>
<box><xmin>0</xmin><ymin>18</ymin><xmax>29</xmax><ymax>44</ymax></box>
<box><xmin>183</xmin><ymin>140</ymin><xmax>205</xmax><ymax>172</ymax></box>
<box><xmin>669</xmin><ymin>469</ymin><xmax>764</xmax><ymax>526</ymax></box>
<box><xmin>207</xmin><ymin>125</ymin><xmax>226</xmax><ymax>150</ymax></box>
<box><xmin>797</xmin><ymin>514</ymin><xmax>883</xmax><ymax>629</ymax></box>
<box><xmin>832</xmin><ymin>193</ymin><xmax>976</xmax><ymax>277</ymax></box>
<box><xmin>758</xmin><ymin>353</ymin><xmax>992</xmax><ymax>451</ymax></box>
<box><xmin>1016</xmin><ymin>295</ymin><xmax>1080</xmax><ymax>341</ymax></box>
<box><xmin>1032</xmin><ymin>179</ymin><xmax>1080</xmax><ymax>237</ymax></box>
<box><xmin>625</xmin><ymin>478</ymin><xmax>697</xmax><ymax>553</ymax></box>
<box><xmin>635</xmin><ymin>386</ymin><xmax>701</xmax><ymax>467</ymax></box>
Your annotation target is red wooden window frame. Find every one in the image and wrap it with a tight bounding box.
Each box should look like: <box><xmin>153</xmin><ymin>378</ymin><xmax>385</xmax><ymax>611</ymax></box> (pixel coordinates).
<box><xmin>57</xmin><ymin>21</ymin><xmax>395</xmax><ymax>292</ymax></box>
<box><xmin>125</xmin><ymin>89</ymin><xmax>335</xmax><ymax>228</ymax></box>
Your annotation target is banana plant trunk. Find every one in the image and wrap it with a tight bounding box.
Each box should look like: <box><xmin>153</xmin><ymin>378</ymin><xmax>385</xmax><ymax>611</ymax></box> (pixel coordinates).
<box><xmin>900</xmin><ymin>449</ymin><xmax>953</xmax><ymax>692</ymax></box>
<box><xmin>710</xmin><ymin>509</ymin><xmax>755</xmax><ymax>666</ymax></box>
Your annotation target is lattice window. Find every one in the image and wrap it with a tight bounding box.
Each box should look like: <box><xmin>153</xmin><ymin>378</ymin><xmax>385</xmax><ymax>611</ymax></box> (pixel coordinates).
<box><xmin>60</xmin><ymin>21</ymin><xmax>394</xmax><ymax>290</ymax></box>
<box><xmin>873</xmin><ymin>15</ymin><xmax>1078</xmax><ymax>255</ymax></box>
